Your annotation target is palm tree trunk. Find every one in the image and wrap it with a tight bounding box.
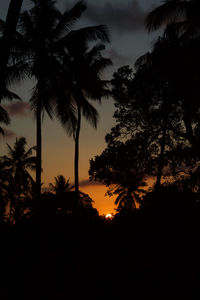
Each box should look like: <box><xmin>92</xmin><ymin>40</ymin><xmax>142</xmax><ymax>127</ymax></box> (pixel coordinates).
<box><xmin>0</xmin><ymin>0</ymin><xmax>23</xmax><ymax>95</ymax></box>
<box><xmin>155</xmin><ymin>125</ymin><xmax>167</xmax><ymax>190</ymax></box>
<box><xmin>36</xmin><ymin>108</ymin><xmax>42</xmax><ymax>207</ymax></box>
<box><xmin>74</xmin><ymin>105</ymin><xmax>81</xmax><ymax>195</ymax></box>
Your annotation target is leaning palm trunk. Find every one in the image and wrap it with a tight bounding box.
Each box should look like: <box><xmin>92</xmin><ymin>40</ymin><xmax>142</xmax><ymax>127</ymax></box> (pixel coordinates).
<box><xmin>74</xmin><ymin>105</ymin><xmax>81</xmax><ymax>195</ymax></box>
<box><xmin>0</xmin><ymin>0</ymin><xmax>23</xmax><ymax>95</ymax></box>
<box><xmin>36</xmin><ymin>107</ymin><xmax>42</xmax><ymax>206</ymax></box>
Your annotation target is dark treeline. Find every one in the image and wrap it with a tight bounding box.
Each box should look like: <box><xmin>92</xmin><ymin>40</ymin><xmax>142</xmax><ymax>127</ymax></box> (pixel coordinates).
<box><xmin>1</xmin><ymin>0</ymin><xmax>200</xmax><ymax>299</ymax></box>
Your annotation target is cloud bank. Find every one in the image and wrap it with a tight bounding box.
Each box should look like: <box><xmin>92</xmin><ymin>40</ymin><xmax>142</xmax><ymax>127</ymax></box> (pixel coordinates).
<box><xmin>3</xmin><ymin>101</ymin><xmax>30</xmax><ymax>117</ymax></box>
<box><xmin>0</xmin><ymin>128</ymin><xmax>16</xmax><ymax>140</ymax></box>
<box><xmin>84</xmin><ymin>0</ymin><xmax>146</xmax><ymax>33</ymax></box>
<box><xmin>79</xmin><ymin>179</ymin><xmax>103</xmax><ymax>188</ymax></box>
<box><xmin>106</xmin><ymin>47</ymin><xmax>131</xmax><ymax>66</ymax></box>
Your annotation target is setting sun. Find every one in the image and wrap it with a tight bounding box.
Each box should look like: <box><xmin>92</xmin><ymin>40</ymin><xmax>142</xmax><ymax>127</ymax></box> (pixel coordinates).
<box><xmin>105</xmin><ymin>213</ymin><xmax>114</xmax><ymax>219</ymax></box>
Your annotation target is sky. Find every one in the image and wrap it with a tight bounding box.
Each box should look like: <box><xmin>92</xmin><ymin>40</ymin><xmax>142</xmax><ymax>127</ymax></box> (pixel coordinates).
<box><xmin>0</xmin><ymin>0</ymin><xmax>162</xmax><ymax>215</ymax></box>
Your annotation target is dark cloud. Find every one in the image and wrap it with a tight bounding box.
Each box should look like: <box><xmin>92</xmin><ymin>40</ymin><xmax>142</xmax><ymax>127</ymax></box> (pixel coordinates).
<box><xmin>84</xmin><ymin>0</ymin><xmax>147</xmax><ymax>33</ymax></box>
<box><xmin>0</xmin><ymin>128</ymin><xmax>16</xmax><ymax>140</ymax></box>
<box><xmin>79</xmin><ymin>179</ymin><xmax>103</xmax><ymax>188</ymax></box>
<box><xmin>42</xmin><ymin>180</ymin><xmax>103</xmax><ymax>192</ymax></box>
<box><xmin>3</xmin><ymin>101</ymin><xmax>30</xmax><ymax>117</ymax></box>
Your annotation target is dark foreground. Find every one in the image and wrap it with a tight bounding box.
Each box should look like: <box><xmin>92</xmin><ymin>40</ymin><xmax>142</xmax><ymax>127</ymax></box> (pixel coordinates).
<box><xmin>1</xmin><ymin>220</ymin><xmax>200</xmax><ymax>300</ymax></box>
<box><xmin>1</xmin><ymin>191</ymin><xmax>200</xmax><ymax>300</ymax></box>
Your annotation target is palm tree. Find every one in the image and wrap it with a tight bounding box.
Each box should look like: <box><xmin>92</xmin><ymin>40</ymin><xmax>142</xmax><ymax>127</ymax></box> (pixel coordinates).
<box><xmin>0</xmin><ymin>89</ymin><xmax>22</xmax><ymax>137</ymax></box>
<box><xmin>0</xmin><ymin>106</ymin><xmax>10</xmax><ymax>136</ymax></box>
<box><xmin>49</xmin><ymin>175</ymin><xmax>73</xmax><ymax>195</ymax></box>
<box><xmin>1</xmin><ymin>137</ymin><xmax>36</xmax><ymax>222</ymax></box>
<box><xmin>49</xmin><ymin>174</ymin><xmax>74</xmax><ymax>213</ymax></box>
<box><xmin>60</xmin><ymin>43</ymin><xmax>112</xmax><ymax>194</ymax></box>
<box><xmin>105</xmin><ymin>167</ymin><xmax>146</xmax><ymax>213</ymax></box>
<box><xmin>9</xmin><ymin>0</ymin><xmax>110</xmax><ymax>204</ymax></box>
<box><xmin>114</xmin><ymin>185</ymin><xmax>141</xmax><ymax>213</ymax></box>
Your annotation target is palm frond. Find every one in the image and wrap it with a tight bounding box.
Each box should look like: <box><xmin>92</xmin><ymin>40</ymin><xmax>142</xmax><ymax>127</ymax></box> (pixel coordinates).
<box><xmin>90</xmin><ymin>57</ymin><xmax>113</xmax><ymax>76</ymax></box>
<box><xmin>0</xmin><ymin>19</ymin><xmax>5</xmax><ymax>33</ymax></box>
<box><xmin>53</xmin><ymin>1</ymin><xmax>87</xmax><ymax>40</ymax></box>
<box><xmin>57</xmin><ymin>25</ymin><xmax>110</xmax><ymax>49</ymax></box>
<box><xmin>24</xmin><ymin>157</ymin><xmax>37</xmax><ymax>171</ymax></box>
<box><xmin>1</xmin><ymin>89</ymin><xmax>21</xmax><ymax>102</ymax></box>
<box><xmin>54</xmin><ymin>93</ymin><xmax>77</xmax><ymax>136</ymax></box>
<box><xmin>30</xmin><ymin>83</ymin><xmax>54</xmax><ymax>120</ymax></box>
<box><xmin>85</xmin><ymin>80</ymin><xmax>111</xmax><ymax>100</ymax></box>
<box><xmin>134</xmin><ymin>52</ymin><xmax>151</xmax><ymax>71</ymax></box>
<box><xmin>85</xmin><ymin>43</ymin><xmax>106</xmax><ymax>62</ymax></box>
<box><xmin>24</xmin><ymin>145</ymin><xmax>36</xmax><ymax>159</ymax></box>
<box><xmin>146</xmin><ymin>0</ymin><xmax>188</xmax><ymax>32</ymax></box>
<box><xmin>6</xmin><ymin>62</ymin><xmax>31</xmax><ymax>87</ymax></box>
<box><xmin>18</xmin><ymin>11</ymin><xmax>37</xmax><ymax>40</ymax></box>
<box><xmin>0</xmin><ymin>127</ymin><xmax>5</xmax><ymax>136</ymax></box>
<box><xmin>81</xmin><ymin>102</ymin><xmax>99</xmax><ymax>129</ymax></box>
<box><xmin>73</xmin><ymin>88</ymin><xmax>99</xmax><ymax>128</ymax></box>
<box><xmin>0</xmin><ymin>106</ymin><xmax>10</xmax><ymax>125</ymax></box>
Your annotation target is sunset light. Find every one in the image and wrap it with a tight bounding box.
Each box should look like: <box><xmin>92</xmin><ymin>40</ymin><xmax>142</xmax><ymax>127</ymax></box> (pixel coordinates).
<box><xmin>105</xmin><ymin>213</ymin><xmax>114</xmax><ymax>219</ymax></box>
<box><xmin>0</xmin><ymin>0</ymin><xmax>200</xmax><ymax>299</ymax></box>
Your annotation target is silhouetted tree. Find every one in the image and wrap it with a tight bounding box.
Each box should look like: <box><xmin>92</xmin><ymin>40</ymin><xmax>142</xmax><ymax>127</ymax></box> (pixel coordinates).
<box><xmin>107</xmin><ymin>173</ymin><xmax>145</xmax><ymax>213</ymax></box>
<box><xmin>108</xmin><ymin>65</ymin><xmax>176</xmax><ymax>188</ymax></box>
<box><xmin>0</xmin><ymin>0</ymin><xmax>23</xmax><ymax>98</ymax></box>
<box><xmin>108</xmin><ymin>29</ymin><xmax>200</xmax><ymax>188</ymax></box>
<box><xmin>49</xmin><ymin>175</ymin><xmax>74</xmax><ymax>214</ymax></box>
<box><xmin>0</xmin><ymin>0</ymin><xmax>24</xmax><ymax>150</ymax></box>
<box><xmin>66</xmin><ymin>190</ymin><xmax>98</xmax><ymax>219</ymax></box>
<box><xmin>50</xmin><ymin>175</ymin><xmax>73</xmax><ymax>195</ymax></box>
<box><xmin>1</xmin><ymin>137</ymin><xmax>36</xmax><ymax>222</ymax></box>
<box><xmin>48</xmin><ymin>175</ymin><xmax>98</xmax><ymax>218</ymax></box>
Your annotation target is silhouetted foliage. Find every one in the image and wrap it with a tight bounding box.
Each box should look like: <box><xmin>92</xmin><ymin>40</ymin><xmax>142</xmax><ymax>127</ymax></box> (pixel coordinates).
<box><xmin>107</xmin><ymin>33</ymin><xmax>200</xmax><ymax>186</ymax></box>
<box><xmin>56</xmin><ymin>36</ymin><xmax>111</xmax><ymax>195</ymax></box>
<box><xmin>146</xmin><ymin>0</ymin><xmax>200</xmax><ymax>37</ymax></box>
<box><xmin>146</xmin><ymin>0</ymin><xmax>200</xmax><ymax>155</ymax></box>
<box><xmin>0</xmin><ymin>2</ymin><xmax>200</xmax><ymax>299</ymax></box>
<box><xmin>0</xmin><ymin>0</ymin><xmax>23</xmax><ymax>98</ymax></box>
<box><xmin>89</xmin><ymin>139</ymin><xmax>147</xmax><ymax>212</ymax></box>
<box><xmin>140</xmin><ymin>185</ymin><xmax>200</xmax><ymax>235</ymax></box>
<box><xmin>39</xmin><ymin>188</ymin><xmax>99</xmax><ymax>222</ymax></box>
<box><xmin>49</xmin><ymin>175</ymin><xmax>74</xmax><ymax>215</ymax></box>
<box><xmin>0</xmin><ymin>137</ymin><xmax>36</xmax><ymax>223</ymax></box>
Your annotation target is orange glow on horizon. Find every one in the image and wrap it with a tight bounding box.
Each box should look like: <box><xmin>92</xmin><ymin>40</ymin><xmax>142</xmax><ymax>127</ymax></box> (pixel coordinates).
<box><xmin>80</xmin><ymin>184</ymin><xmax>116</xmax><ymax>216</ymax></box>
<box><xmin>105</xmin><ymin>213</ymin><xmax>114</xmax><ymax>219</ymax></box>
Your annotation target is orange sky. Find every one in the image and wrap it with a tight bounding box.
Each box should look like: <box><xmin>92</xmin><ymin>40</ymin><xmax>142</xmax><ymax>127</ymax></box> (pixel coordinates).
<box><xmin>80</xmin><ymin>183</ymin><xmax>116</xmax><ymax>216</ymax></box>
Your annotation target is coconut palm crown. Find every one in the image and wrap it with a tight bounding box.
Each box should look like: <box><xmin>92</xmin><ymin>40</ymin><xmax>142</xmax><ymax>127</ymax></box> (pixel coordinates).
<box><xmin>5</xmin><ymin>0</ymin><xmax>110</xmax><ymax>203</ymax></box>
